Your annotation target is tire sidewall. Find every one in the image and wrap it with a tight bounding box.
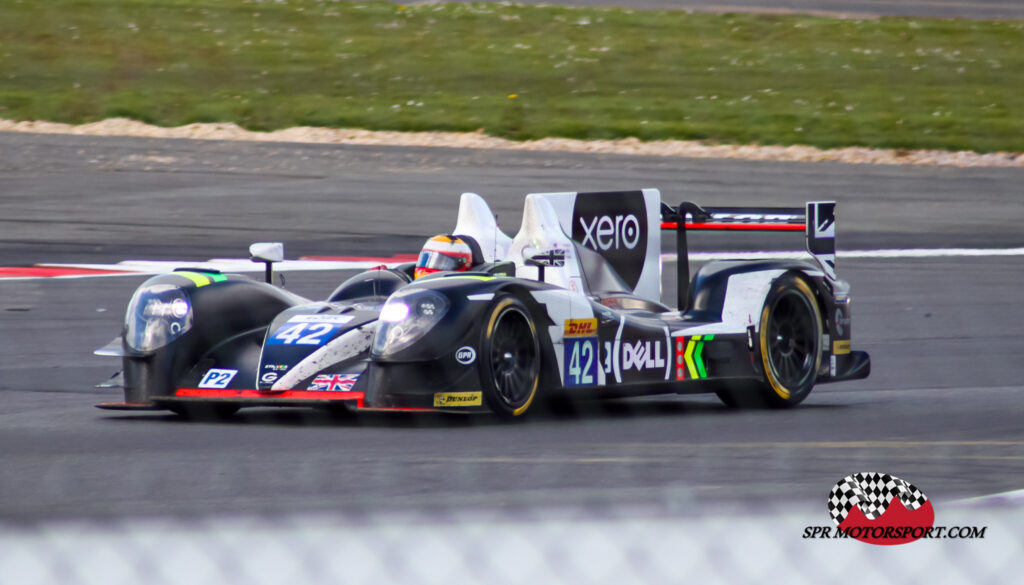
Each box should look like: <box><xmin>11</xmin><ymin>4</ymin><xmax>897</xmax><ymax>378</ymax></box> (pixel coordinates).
<box><xmin>478</xmin><ymin>296</ymin><xmax>540</xmax><ymax>418</ymax></box>
<box><xmin>757</xmin><ymin>274</ymin><xmax>823</xmax><ymax>407</ymax></box>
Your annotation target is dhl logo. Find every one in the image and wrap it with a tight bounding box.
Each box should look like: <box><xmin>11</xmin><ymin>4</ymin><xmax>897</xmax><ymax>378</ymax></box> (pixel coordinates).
<box><xmin>564</xmin><ymin>318</ymin><xmax>598</xmax><ymax>338</ymax></box>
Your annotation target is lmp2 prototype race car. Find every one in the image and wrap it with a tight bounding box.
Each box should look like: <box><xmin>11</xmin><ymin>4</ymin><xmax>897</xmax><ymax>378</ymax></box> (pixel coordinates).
<box><xmin>95</xmin><ymin>189</ymin><xmax>869</xmax><ymax>418</ymax></box>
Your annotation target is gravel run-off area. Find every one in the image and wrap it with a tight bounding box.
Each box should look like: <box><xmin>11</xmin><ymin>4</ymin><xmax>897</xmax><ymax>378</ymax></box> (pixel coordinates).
<box><xmin>2</xmin><ymin>118</ymin><xmax>1022</xmax><ymax>168</ymax></box>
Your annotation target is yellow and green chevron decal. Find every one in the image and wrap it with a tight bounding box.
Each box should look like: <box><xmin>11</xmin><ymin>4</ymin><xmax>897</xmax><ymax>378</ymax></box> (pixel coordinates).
<box><xmin>175</xmin><ymin>271</ymin><xmax>228</xmax><ymax>287</ymax></box>
<box><xmin>674</xmin><ymin>335</ymin><xmax>714</xmax><ymax>380</ymax></box>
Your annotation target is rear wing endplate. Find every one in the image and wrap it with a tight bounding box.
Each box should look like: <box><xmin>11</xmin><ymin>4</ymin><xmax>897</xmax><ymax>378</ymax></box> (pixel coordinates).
<box><xmin>661</xmin><ymin>201</ymin><xmax>837</xmax><ymax>309</ymax></box>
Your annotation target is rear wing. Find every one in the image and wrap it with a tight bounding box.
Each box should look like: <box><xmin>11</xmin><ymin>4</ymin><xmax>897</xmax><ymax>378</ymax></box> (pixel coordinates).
<box><xmin>661</xmin><ymin>201</ymin><xmax>837</xmax><ymax>309</ymax></box>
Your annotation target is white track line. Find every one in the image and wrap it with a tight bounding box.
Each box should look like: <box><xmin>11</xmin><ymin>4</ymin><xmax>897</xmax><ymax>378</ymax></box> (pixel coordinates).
<box><xmin>2</xmin><ymin>247</ymin><xmax>1022</xmax><ymax>281</ymax></box>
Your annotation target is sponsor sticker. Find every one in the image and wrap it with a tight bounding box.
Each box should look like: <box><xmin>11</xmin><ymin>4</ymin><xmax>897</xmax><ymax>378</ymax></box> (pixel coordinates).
<box><xmin>287</xmin><ymin>314</ymin><xmax>355</xmax><ymax>324</ymax></box>
<box><xmin>433</xmin><ymin>392</ymin><xmax>482</xmax><ymax>407</ymax></box>
<box><xmin>835</xmin><ymin>308</ymin><xmax>850</xmax><ymax>336</ymax></box>
<box><xmin>802</xmin><ymin>472</ymin><xmax>987</xmax><ymax>545</ymax></box>
<box><xmin>308</xmin><ymin>373</ymin><xmax>360</xmax><ymax>392</ymax></box>
<box><xmin>197</xmin><ymin>368</ymin><xmax>237</xmax><ymax>389</ymax></box>
<box><xmin>564</xmin><ymin>318</ymin><xmax>598</xmax><ymax>338</ymax></box>
<box><xmin>622</xmin><ymin>339</ymin><xmax>666</xmax><ymax>372</ymax></box>
<box><xmin>261</xmin><ymin>372</ymin><xmax>279</xmax><ymax>384</ymax></box>
<box><xmin>833</xmin><ymin>340</ymin><xmax>851</xmax><ymax>355</ymax></box>
<box><xmin>455</xmin><ymin>346</ymin><xmax>477</xmax><ymax>365</ymax></box>
<box><xmin>571</xmin><ymin>192</ymin><xmax>648</xmax><ymax>289</ymax></box>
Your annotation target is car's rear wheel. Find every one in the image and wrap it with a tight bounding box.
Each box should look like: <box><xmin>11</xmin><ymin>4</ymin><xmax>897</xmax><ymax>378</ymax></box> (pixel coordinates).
<box><xmin>479</xmin><ymin>296</ymin><xmax>541</xmax><ymax>418</ymax></box>
<box><xmin>717</xmin><ymin>274</ymin><xmax>822</xmax><ymax>408</ymax></box>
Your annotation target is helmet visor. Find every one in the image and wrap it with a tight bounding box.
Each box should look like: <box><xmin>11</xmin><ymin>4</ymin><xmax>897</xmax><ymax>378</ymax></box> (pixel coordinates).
<box><xmin>417</xmin><ymin>250</ymin><xmax>469</xmax><ymax>273</ymax></box>
<box><xmin>415</xmin><ymin>250</ymin><xmax>473</xmax><ymax>279</ymax></box>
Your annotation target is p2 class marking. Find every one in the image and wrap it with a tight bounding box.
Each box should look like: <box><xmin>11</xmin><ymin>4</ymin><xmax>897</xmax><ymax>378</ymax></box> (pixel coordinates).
<box><xmin>197</xmin><ymin>369</ymin><xmax>237</xmax><ymax>389</ymax></box>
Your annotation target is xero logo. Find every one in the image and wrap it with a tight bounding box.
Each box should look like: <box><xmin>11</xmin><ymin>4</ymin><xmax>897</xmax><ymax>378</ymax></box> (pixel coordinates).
<box><xmin>571</xmin><ymin>192</ymin><xmax>648</xmax><ymax>289</ymax></box>
<box><xmin>578</xmin><ymin>214</ymin><xmax>641</xmax><ymax>251</ymax></box>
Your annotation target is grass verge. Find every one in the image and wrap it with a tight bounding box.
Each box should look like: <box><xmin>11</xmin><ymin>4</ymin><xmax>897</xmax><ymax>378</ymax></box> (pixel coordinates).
<box><xmin>0</xmin><ymin>0</ymin><xmax>1021</xmax><ymax>152</ymax></box>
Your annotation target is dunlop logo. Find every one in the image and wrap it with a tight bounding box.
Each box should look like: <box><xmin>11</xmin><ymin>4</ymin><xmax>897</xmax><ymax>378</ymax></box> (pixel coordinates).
<box><xmin>433</xmin><ymin>392</ymin><xmax>483</xmax><ymax>407</ymax></box>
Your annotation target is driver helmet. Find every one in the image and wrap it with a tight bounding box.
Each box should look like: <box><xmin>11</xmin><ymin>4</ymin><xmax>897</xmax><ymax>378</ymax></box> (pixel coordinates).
<box><xmin>414</xmin><ymin>234</ymin><xmax>482</xmax><ymax>279</ymax></box>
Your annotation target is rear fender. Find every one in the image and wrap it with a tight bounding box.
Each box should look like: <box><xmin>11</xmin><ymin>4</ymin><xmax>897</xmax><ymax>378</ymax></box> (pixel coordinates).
<box><xmin>687</xmin><ymin>261</ymin><xmax>819</xmax><ymax>326</ymax></box>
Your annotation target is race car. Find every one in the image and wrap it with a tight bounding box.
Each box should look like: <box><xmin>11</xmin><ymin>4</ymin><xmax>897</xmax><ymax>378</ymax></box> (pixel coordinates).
<box><xmin>95</xmin><ymin>189</ymin><xmax>869</xmax><ymax>418</ymax></box>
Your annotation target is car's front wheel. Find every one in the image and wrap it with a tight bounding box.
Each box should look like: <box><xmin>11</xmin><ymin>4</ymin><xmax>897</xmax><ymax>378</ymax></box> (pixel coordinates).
<box><xmin>478</xmin><ymin>296</ymin><xmax>541</xmax><ymax>418</ymax></box>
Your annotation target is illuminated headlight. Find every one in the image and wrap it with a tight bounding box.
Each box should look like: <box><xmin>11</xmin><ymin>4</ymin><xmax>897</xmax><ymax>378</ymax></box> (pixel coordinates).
<box><xmin>125</xmin><ymin>284</ymin><xmax>193</xmax><ymax>352</ymax></box>
<box><xmin>372</xmin><ymin>289</ymin><xmax>450</xmax><ymax>357</ymax></box>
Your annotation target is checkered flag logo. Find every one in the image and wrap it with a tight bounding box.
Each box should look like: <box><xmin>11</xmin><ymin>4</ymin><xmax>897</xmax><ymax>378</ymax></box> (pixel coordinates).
<box><xmin>828</xmin><ymin>472</ymin><xmax>929</xmax><ymax>525</ymax></box>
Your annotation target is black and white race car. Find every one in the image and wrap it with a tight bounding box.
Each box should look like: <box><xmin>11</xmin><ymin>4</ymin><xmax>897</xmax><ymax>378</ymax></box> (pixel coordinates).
<box><xmin>95</xmin><ymin>189</ymin><xmax>869</xmax><ymax>418</ymax></box>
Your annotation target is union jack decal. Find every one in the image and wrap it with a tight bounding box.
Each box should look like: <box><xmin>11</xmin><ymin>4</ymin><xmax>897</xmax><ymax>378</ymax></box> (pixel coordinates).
<box><xmin>308</xmin><ymin>374</ymin><xmax>360</xmax><ymax>392</ymax></box>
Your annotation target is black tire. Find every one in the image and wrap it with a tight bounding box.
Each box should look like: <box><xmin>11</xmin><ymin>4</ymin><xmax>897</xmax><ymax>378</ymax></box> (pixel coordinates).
<box><xmin>168</xmin><ymin>403</ymin><xmax>240</xmax><ymax>420</ymax></box>
<box><xmin>717</xmin><ymin>274</ymin><xmax>822</xmax><ymax>408</ymax></box>
<box><xmin>478</xmin><ymin>296</ymin><xmax>541</xmax><ymax>418</ymax></box>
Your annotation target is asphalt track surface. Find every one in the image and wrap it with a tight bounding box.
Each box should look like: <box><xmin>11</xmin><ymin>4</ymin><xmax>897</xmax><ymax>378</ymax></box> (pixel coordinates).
<box><xmin>1</xmin><ymin>132</ymin><xmax>1023</xmax><ymax>522</ymax></box>
<box><xmin>424</xmin><ymin>0</ymin><xmax>1024</xmax><ymax>19</ymax></box>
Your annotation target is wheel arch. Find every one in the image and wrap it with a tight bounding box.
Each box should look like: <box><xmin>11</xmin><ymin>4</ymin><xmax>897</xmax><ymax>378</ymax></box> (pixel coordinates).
<box><xmin>489</xmin><ymin>282</ymin><xmax>562</xmax><ymax>394</ymax></box>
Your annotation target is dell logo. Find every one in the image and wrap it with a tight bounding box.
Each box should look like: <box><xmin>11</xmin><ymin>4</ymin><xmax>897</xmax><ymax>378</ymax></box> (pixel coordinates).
<box><xmin>578</xmin><ymin>214</ymin><xmax>641</xmax><ymax>251</ymax></box>
<box><xmin>455</xmin><ymin>346</ymin><xmax>476</xmax><ymax>365</ymax></box>
<box><xmin>622</xmin><ymin>340</ymin><xmax>665</xmax><ymax>371</ymax></box>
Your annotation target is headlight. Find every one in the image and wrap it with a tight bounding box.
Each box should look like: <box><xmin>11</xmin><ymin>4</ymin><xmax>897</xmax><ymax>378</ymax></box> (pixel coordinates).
<box><xmin>125</xmin><ymin>283</ymin><xmax>193</xmax><ymax>352</ymax></box>
<box><xmin>372</xmin><ymin>289</ymin><xmax>450</xmax><ymax>357</ymax></box>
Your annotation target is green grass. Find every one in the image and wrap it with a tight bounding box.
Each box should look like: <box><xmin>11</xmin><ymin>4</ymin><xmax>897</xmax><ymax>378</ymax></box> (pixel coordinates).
<box><xmin>0</xmin><ymin>0</ymin><xmax>1022</xmax><ymax>152</ymax></box>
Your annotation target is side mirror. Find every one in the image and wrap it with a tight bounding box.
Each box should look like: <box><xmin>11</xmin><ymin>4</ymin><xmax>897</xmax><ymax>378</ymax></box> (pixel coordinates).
<box><xmin>250</xmin><ymin>242</ymin><xmax>284</xmax><ymax>283</ymax></box>
<box><xmin>524</xmin><ymin>248</ymin><xmax>566</xmax><ymax>282</ymax></box>
<box><xmin>250</xmin><ymin>242</ymin><xmax>284</xmax><ymax>263</ymax></box>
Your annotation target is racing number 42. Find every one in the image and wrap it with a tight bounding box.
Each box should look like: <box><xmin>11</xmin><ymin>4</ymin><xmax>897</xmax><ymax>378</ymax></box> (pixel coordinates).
<box><xmin>565</xmin><ymin>337</ymin><xmax>598</xmax><ymax>387</ymax></box>
<box><xmin>272</xmin><ymin>323</ymin><xmax>334</xmax><ymax>345</ymax></box>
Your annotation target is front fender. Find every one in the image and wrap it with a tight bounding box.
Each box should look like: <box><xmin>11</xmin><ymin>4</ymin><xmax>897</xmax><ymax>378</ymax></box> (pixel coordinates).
<box><xmin>119</xmin><ymin>271</ymin><xmax>307</xmax><ymax>403</ymax></box>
